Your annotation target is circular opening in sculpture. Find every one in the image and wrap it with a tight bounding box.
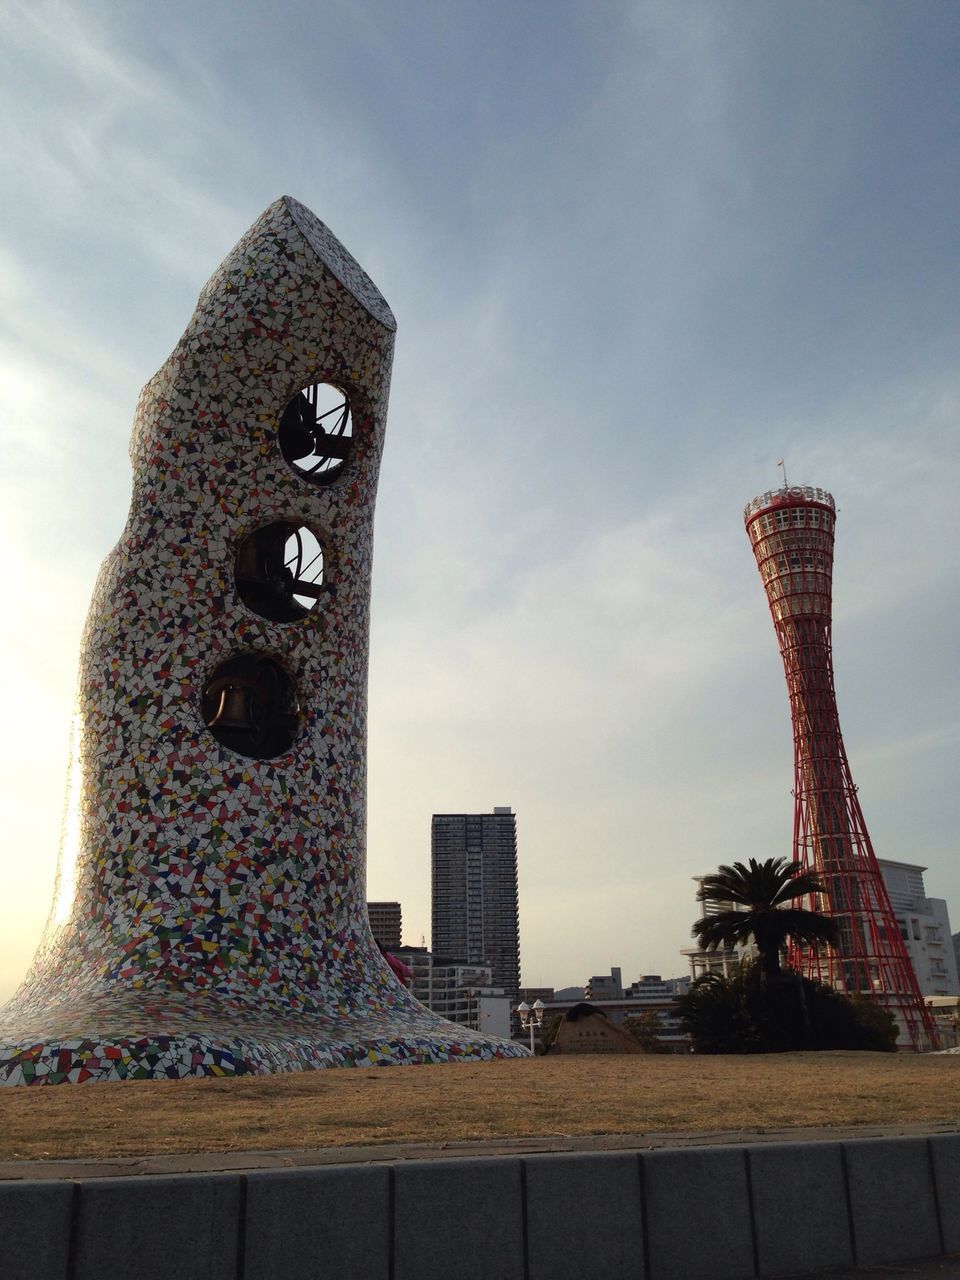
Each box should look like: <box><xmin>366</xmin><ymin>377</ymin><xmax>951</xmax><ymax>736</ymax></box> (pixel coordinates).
<box><xmin>278</xmin><ymin>382</ymin><xmax>353</xmax><ymax>484</ymax></box>
<box><xmin>201</xmin><ymin>654</ymin><xmax>300</xmax><ymax>760</ymax></box>
<box><xmin>235</xmin><ymin>522</ymin><xmax>326</xmax><ymax>623</ymax></box>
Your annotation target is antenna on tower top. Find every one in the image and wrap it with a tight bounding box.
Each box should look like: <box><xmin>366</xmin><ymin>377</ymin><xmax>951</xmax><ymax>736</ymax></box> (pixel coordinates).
<box><xmin>777</xmin><ymin>458</ymin><xmax>788</xmax><ymax>488</ymax></box>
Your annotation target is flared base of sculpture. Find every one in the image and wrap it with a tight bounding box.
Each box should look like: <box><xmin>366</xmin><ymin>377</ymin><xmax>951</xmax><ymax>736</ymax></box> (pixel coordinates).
<box><xmin>0</xmin><ymin>991</ymin><xmax>527</xmax><ymax>1085</ymax></box>
<box><xmin>2</xmin><ymin>201</ymin><xmax>530</xmax><ymax>1085</ymax></box>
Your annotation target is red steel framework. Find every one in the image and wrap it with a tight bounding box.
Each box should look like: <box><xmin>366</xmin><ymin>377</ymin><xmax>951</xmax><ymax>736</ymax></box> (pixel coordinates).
<box><xmin>744</xmin><ymin>484</ymin><xmax>937</xmax><ymax>1051</ymax></box>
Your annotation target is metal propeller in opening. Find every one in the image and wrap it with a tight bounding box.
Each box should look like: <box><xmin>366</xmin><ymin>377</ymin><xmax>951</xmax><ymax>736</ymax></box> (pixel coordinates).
<box><xmin>235</xmin><ymin>522</ymin><xmax>326</xmax><ymax>623</ymax></box>
<box><xmin>278</xmin><ymin>383</ymin><xmax>353</xmax><ymax>484</ymax></box>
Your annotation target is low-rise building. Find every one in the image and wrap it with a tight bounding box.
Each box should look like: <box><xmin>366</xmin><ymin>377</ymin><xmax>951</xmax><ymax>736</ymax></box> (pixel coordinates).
<box><xmin>519</xmin><ymin>987</ymin><xmax>555</xmax><ymax>1005</ymax></box>
<box><xmin>575</xmin><ymin>969</ymin><xmax>691</xmax><ymax>1050</ymax></box>
<box><xmin>392</xmin><ymin>946</ymin><xmax>512</xmax><ymax>1038</ymax></box>
<box><xmin>627</xmin><ymin>974</ymin><xmax>691</xmax><ymax>999</ymax></box>
<box><xmin>925</xmin><ymin>996</ymin><xmax>960</xmax><ymax>1049</ymax></box>
<box><xmin>367</xmin><ymin>901</ymin><xmax>402</xmax><ymax>951</ymax></box>
<box><xmin>585</xmin><ymin>967</ymin><xmax>624</xmax><ymax>1000</ymax></box>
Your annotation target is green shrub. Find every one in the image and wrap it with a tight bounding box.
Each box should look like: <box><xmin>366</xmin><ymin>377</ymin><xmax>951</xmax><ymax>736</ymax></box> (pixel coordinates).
<box><xmin>677</xmin><ymin>961</ymin><xmax>899</xmax><ymax>1053</ymax></box>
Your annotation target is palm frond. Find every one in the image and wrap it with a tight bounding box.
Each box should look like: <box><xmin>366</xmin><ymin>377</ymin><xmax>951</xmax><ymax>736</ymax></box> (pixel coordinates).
<box><xmin>769</xmin><ymin>870</ymin><xmax>827</xmax><ymax>907</ymax></box>
<box><xmin>763</xmin><ymin>907</ymin><xmax>839</xmax><ymax>946</ymax></box>
<box><xmin>699</xmin><ymin>857</ymin><xmax>829</xmax><ymax>911</ymax></box>
<box><xmin>693</xmin><ymin>910</ymin><xmax>756</xmax><ymax>950</ymax></box>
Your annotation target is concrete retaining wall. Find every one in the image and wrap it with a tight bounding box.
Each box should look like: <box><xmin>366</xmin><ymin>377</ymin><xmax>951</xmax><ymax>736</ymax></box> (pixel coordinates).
<box><xmin>2</xmin><ymin>1133</ymin><xmax>958</xmax><ymax>1279</ymax></box>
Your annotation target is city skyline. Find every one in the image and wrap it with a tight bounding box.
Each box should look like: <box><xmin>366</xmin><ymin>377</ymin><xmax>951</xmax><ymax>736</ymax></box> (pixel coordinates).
<box><xmin>1</xmin><ymin>2</ymin><xmax>958</xmax><ymax>1002</ymax></box>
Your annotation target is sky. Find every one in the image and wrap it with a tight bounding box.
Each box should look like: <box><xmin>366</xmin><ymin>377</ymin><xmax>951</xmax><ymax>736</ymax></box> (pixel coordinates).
<box><xmin>0</xmin><ymin>0</ymin><xmax>957</xmax><ymax>1002</ymax></box>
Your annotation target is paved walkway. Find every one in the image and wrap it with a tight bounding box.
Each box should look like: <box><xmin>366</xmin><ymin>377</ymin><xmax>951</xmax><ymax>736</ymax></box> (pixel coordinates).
<box><xmin>0</xmin><ymin>1118</ymin><xmax>956</xmax><ymax>1181</ymax></box>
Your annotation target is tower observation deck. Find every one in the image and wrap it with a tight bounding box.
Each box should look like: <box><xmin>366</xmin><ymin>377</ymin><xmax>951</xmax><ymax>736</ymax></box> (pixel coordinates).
<box><xmin>744</xmin><ymin>485</ymin><xmax>936</xmax><ymax>1051</ymax></box>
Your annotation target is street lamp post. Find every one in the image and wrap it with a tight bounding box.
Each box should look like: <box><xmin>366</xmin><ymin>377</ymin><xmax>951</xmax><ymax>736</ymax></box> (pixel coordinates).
<box><xmin>515</xmin><ymin>999</ymin><xmax>545</xmax><ymax>1054</ymax></box>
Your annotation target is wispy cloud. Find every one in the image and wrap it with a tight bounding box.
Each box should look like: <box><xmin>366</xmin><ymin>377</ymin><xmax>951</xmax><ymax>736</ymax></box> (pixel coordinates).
<box><xmin>1</xmin><ymin>1</ymin><xmax>958</xmax><ymax>998</ymax></box>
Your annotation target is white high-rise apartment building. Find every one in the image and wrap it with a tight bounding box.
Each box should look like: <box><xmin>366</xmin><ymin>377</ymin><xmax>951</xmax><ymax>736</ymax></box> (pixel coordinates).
<box><xmin>431</xmin><ymin>807</ymin><xmax>521</xmax><ymax>1006</ymax></box>
<box><xmin>878</xmin><ymin>860</ymin><xmax>959</xmax><ymax>997</ymax></box>
<box><xmin>681</xmin><ymin>875</ymin><xmax>758</xmax><ymax>980</ymax></box>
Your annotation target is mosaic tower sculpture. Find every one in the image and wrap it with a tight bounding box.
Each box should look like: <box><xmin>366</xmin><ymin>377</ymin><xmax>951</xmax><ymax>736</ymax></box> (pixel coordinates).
<box><xmin>744</xmin><ymin>484</ymin><xmax>936</xmax><ymax>1051</ymax></box>
<box><xmin>0</xmin><ymin>197</ymin><xmax>525</xmax><ymax>1083</ymax></box>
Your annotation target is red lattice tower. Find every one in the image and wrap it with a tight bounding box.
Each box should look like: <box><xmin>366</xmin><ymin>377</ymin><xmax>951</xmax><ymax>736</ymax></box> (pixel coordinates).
<box><xmin>744</xmin><ymin>485</ymin><xmax>936</xmax><ymax>1051</ymax></box>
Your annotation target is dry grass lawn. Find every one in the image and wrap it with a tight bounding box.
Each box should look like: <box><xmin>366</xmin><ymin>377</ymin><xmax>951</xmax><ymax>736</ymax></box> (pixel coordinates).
<box><xmin>2</xmin><ymin>1052</ymin><xmax>958</xmax><ymax>1163</ymax></box>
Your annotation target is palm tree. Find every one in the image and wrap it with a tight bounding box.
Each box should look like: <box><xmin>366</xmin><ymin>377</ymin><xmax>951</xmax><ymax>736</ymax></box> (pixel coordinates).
<box><xmin>693</xmin><ymin>857</ymin><xmax>838</xmax><ymax>984</ymax></box>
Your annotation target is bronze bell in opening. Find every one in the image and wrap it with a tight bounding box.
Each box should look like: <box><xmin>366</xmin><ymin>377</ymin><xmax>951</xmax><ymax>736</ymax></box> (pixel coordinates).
<box><xmin>206</xmin><ymin>679</ymin><xmax>260</xmax><ymax>733</ymax></box>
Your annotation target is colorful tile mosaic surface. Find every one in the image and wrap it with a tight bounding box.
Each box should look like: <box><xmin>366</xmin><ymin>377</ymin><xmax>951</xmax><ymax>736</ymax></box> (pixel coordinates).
<box><xmin>0</xmin><ymin>196</ymin><xmax>526</xmax><ymax>1084</ymax></box>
